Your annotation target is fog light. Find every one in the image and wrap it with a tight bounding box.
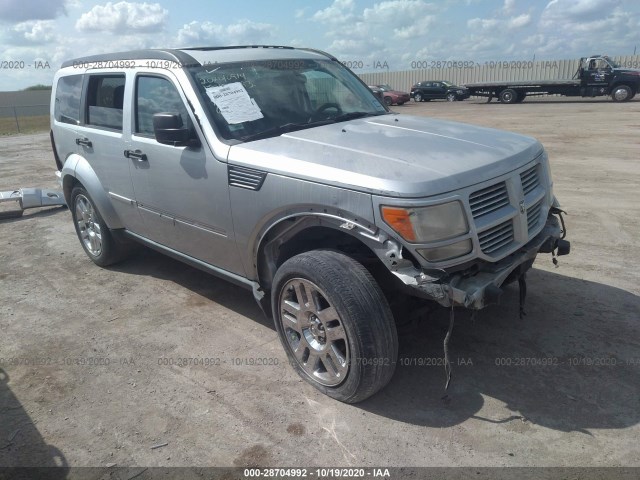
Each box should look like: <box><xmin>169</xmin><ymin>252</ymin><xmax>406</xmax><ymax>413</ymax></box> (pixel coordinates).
<box><xmin>417</xmin><ymin>239</ymin><xmax>473</xmax><ymax>262</ymax></box>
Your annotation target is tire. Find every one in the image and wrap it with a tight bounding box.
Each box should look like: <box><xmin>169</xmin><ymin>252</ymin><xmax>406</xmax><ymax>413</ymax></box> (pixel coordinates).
<box><xmin>271</xmin><ymin>250</ymin><xmax>398</xmax><ymax>403</ymax></box>
<box><xmin>611</xmin><ymin>84</ymin><xmax>632</xmax><ymax>102</ymax></box>
<box><xmin>499</xmin><ymin>88</ymin><xmax>518</xmax><ymax>104</ymax></box>
<box><xmin>446</xmin><ymin>93</ymin><xmax>457</xmax><ymax>102</ymax></box>
<box><xmin>413</xmin><ymin>92</ymin><xmax>423</xmax><ymax>102</ymax></box>
<box><xmin>70</xmin><ymin>186</ymin><xmax>130</xmax><ymax>267</ymax></box>
<box><xmin>384</xmin><ymin>96</ymin><xmax>393</xmax><ymax>106</ymax></box>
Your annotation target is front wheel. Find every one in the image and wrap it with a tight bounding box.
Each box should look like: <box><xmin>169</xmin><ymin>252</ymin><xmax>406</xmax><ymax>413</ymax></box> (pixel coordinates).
<box><xmin>446</xmin><ymin>93</ymin><xmax>457</xmax><ymax>102</ymax></box>
<box><xmin>384</xmin><ymin>96</ymin><xmax>393</xmax><ymax>106</ymax></box>
<box><xmin>611</xmin><ymin>85</ymin><xmax>632</xmax><ymax>102</ymax></box>
<box><xmin>413</xmin><ymin>92</ymin><xmax>423</xmax><ymax>102</ymax></box>
<box><xmin>70</xmin><ymin>186</ymin><xmax>130</xmax><ymax>267</ymax></box>
<box><xmin>272</xmin><ymin>250</ymin><xmax>398</xmax><ymax>403</ymax></box>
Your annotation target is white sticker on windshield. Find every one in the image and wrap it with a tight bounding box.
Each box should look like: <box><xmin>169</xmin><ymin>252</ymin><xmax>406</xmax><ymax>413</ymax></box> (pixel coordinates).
<box><xmin>205</xmin><ymin>82</ymin><xmax>264</xmax><ymax>124</ymax></box>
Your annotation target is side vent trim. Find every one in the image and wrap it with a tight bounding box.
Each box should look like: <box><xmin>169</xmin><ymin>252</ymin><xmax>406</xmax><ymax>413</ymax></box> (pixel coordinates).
<box><xmin>228</xmin><ymin>165</ymin><xmax>267</xmax><ymax>191</ymax></box>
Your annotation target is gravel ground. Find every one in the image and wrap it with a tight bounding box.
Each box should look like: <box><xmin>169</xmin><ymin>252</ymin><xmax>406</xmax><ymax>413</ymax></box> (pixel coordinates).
<box><xmin>1</xmin><ymin>97</ymin><xmax>639</xmax><ymax>472</ymax></box>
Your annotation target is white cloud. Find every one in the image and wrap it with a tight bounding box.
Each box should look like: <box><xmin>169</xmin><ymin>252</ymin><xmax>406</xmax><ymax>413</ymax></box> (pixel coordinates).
<box><xmin>0</xmin><ymin>0</ymin><xmax>66</xmax><ymax>22</ymax></box>
<box><xmin>8</xmin><ymin>20</ymin><xmax>56</xmax><ymax>44</ymax></box>
<box><xmin>502</xmin><ymin>0</ymin><xmax>516</xmax><ymax>15</ymax></box>
<box><xmin>508</xmin><ymin>13</ymin><xmax>531</xmax><ymax>29</ymax></box>
<box><xmin>467</xmin><ymin>17</ymin><xmax>500</xmax><ymax>30</ymax></box>
<box><xmin>393</xmin><ymin>16</ymin><xmax>436</xmax><ymax>39</ymax></box>
<box><xmin>176</xmin><ymin>20</ymin><xmax>275</xmax><ymax>46</ymax></box>
<box><xmin>75</xmin><ymin>1</ymin><xmax>168</xmax><ymax>33</ymax></box>
<box><xmin>312</xmin><ymin>0</ymin><xmax>356</xmax><ymax>24</ymax></box>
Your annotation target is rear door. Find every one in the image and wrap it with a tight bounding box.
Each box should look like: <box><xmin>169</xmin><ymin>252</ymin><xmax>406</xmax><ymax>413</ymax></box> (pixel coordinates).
<box><xmin>75</xmin><ymin>72</ymin><xmax>141</xmax><ymax>230</ymax></box>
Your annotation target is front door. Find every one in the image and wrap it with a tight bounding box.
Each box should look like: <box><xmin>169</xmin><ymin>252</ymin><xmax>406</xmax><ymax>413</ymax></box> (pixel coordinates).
<box><xmin>127</xmin><ymin>72</ymin><xmax>244</xmax><ymax>276</ymax></box>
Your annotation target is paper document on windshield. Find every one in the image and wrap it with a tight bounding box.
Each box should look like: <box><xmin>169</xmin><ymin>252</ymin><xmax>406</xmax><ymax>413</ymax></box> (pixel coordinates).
<box><xmin>205</xmin><ymin>82</ymin><xmax>264</xmax><ymax>124</ymax></box>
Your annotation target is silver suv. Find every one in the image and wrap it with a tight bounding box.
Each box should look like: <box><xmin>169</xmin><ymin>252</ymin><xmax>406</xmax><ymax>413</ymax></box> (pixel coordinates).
<box><xmin>51</xmin><ymin>46</ymin><xmax>570</xmax><ymax>403</ymax></box>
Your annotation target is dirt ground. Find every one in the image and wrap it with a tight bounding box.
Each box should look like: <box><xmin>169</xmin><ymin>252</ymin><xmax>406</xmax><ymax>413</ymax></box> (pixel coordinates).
<box><xmin>1</xmin><ymin>97</ymin><xmax>639</xmax><ymax>472</ymax></box>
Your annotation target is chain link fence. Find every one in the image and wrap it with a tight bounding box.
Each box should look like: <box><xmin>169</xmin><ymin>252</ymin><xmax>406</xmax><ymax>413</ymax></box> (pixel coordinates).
<box><xmin>0</xmin><ymin>104</ymin><xmax>50</xmax><ymax>135</ymax></box>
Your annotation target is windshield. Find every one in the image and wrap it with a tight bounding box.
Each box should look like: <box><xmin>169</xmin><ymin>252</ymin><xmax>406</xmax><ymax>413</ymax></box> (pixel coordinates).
<box><xmin>603</xmin><ymin>56</ymin><xmax>620</xmax><ymax>68</ymax></box>
<box><xmin>441</xmin><ymin>81</ymin><xmax>453</xmax><ymax>87</ymax></box>
<box><xmin>188</xmin><ymin>59</ymin><xmax>388</xmax><ymax>142</ymax></box>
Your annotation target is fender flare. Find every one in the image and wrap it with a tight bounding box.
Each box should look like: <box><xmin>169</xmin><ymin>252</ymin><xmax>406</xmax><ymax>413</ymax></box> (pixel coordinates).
<box><xmin>61</xmin><ymin>154</ymin><xmax>124</xmax><ymax>229</ymax></box>
<box><xmin>252</xmin><ymin>209</ymin><xmax>409</xmax><ymax>290</ymax></box>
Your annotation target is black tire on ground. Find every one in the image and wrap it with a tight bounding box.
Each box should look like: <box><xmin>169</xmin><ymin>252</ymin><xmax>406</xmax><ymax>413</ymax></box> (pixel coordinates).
<box><xmin>384</xmin><ymin>96</ymin><xmax>393</xmax><ymax>106</ymax></box>
<box><xmin>499</xmin><ymin>88</ymin><xmax>518</xmax><ymax>104</ymax></box>
<box><xmin>413</xmin><ymin>92</ymin><xmax>423</xmax><ymax>102</ymax></box>
<box><xmin>446</xmin><ymin>93</ymin><xmax>457</xmax><ymax>102</ymax></box>
<box><xmin>70</xmin><ymin>185</ymin><xmax>130</xmax><ymax>267</ymax></box>
<box><xmin>271</xmin><ymin>250</ymin><xmax>398</xmax><ymax>403</ymax></box>
<box><xmin>611</xmin><ymin>84</ymin><xmax>632</xmax><ymax>102</ymax></box>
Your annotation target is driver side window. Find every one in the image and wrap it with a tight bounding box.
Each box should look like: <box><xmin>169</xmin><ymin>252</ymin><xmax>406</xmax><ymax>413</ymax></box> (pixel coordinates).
<box><xmin>135</xmin><ymin>75</ymin><xmax>190</xmax><ymax>137</ymax></box>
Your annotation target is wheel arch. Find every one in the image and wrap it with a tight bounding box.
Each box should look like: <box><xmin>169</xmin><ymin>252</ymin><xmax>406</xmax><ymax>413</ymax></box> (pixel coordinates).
<box><xmin>253</xmin><ymin>213</ymin><xmax>414</xmax><ymax>305</ymax></box>
<box><xmin>610</xmin><ymin>81</ymin><xmax>637</xmax><ymax>94</ymax></box>
<box><xmin>61</xmin><ymin>154</ymin><xmax>124</xmax><ymax>229</ymax></box>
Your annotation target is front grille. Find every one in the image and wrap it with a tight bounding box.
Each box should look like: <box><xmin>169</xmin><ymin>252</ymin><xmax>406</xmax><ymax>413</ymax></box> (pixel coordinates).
<box><xmin>478</xmin><ymin>220</ymin><xmax>514</xmax><ymax>255</ymax></box>
<box><xmin>527</xmin><ymin>201</ymin><xmax>543</xmax><ymax>234</ymax></box>
<box><xmin>469</xmin><ymin>182</ymin><xmax>509</xmax><ymax>218</ymax></box>
<box><xmin>520</xmin><ymin>165</ymin><xmax>539</xmax><ymax>195</ymax></box>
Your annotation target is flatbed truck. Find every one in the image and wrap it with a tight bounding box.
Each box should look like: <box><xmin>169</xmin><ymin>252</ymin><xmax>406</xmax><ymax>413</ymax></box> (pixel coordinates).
<box><xmin>465</xmin><ymin>55</ymin><xmax>640</xmax><ymax>103</ymax></box>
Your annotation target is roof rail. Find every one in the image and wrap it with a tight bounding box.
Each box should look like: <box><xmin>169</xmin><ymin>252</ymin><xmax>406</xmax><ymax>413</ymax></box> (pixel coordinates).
<box><xmin>181</xmin><ymin>45</ymin><xmax>295</xmax><ymax>51</ymax></box>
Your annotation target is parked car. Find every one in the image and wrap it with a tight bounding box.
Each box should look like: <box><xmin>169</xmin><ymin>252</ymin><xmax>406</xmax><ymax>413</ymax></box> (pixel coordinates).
<box><xmin>369</xmin><ymin>84</ymin><xmax>411</xmax><ymax>105</ymax></box>
<box><xmin>368</xmin><ymin>85</ymin><xmax>386</xmax><ymax>103</ymax></box>
<box><xmin>51</xmin><ymin>46</ymin><xmax>569</xmax><ymax>403</ymax></box>
<box><xmin>411</xmin><ymin>80</ymin><xmax>470</xmax><ymax>102</ymax></box>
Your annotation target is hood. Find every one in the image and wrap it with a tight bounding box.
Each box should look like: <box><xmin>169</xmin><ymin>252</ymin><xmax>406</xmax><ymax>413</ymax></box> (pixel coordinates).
<box><xmin>227</xmin><ymin>114</ymin><xmax>543</xmax><ymax>198</ymax></box>
<box><xmin>614</xmin><ymin>67</ymin><xmax>640</xmax><ymax>75</ymax></box>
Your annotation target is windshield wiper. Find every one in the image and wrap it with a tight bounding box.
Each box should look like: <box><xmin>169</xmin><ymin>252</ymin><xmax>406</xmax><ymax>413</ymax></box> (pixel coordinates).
<box><xmin>240</xmin><ymin>120</ymin><xmax>334</xmax><ymax>143</ymax></box>
<box><xmin>239</xmin><ymin>112</ymin><xmax>385</xmax><ymax>143</ymax></box>
<box><xmin>331</xmin><ymin>111</ymin><xmax>382</xmax><ymax>122</ymax></box>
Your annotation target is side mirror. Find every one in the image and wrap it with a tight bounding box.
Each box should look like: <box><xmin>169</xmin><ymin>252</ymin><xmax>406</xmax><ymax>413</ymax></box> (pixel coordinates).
<box><xmin>153</xmin><ymin>112</ymin><xmax>200</xmax><ymax>147</ymax></box>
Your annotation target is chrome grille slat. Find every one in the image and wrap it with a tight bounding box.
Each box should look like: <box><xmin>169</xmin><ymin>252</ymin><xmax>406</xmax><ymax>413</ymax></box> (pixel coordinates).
<box><xmin>469</xmin><ymin>182</ymin><xmax>509</xmax><ymax>218</ymax></box>
<box><xmin>478</xmin><ymin>220</ymin><xmax>514</xmax><ymax>254</ymax></box>
<box><xmin>520</xmin><ymin>166</ymin><xmax>539</xmax><ymax>195</ymax></box>
<box><xmin>527</xmin><ymin>201</ymin><xmax>543</xmax><ymax>233</ymax></box>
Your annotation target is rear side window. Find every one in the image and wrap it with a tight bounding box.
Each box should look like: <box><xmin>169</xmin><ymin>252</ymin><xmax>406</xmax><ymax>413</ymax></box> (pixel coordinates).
<box><xmin>86</xmin><ymin>75</ymin><xmax>125</xmax><ymax>131</ymax></box>
<box><xmin>135</xmin><ymin>75</ymin><xmax>190</xmax><ymax>137</ymax></box>
<box><xmin>54</xmin><ymin>75</ymin><xmax>83</xmax><ymax>124</ymax></box>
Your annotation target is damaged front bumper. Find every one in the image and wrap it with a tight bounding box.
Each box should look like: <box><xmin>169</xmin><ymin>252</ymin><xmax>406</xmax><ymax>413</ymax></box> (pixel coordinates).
<box><xmin>394</xmin><ymin>211</ymin><xmax>570</xmax><ymax>310</ymax></box>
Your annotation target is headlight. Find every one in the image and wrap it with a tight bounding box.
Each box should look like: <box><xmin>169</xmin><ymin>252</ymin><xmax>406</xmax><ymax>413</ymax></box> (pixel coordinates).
<box><xmin>381</xmin><ymin>201</ymin><xmax>469</xmax><ymax>243</ymax></box>
<box><xmin>417</xmin><ymin>239</ymin><xmax>472</xmax><ymax>262</ymax></box>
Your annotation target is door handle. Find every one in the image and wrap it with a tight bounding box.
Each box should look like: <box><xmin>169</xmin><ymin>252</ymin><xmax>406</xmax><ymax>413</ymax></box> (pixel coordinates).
<box><xmin>124</xmin><ymin>149</ymin><xmax>148</xmax><ymax>161</ymax></box>
<box><xmin>75</xmin><ymin>137</ymin><xmax>92</xmax><ymax>148</ymax></box>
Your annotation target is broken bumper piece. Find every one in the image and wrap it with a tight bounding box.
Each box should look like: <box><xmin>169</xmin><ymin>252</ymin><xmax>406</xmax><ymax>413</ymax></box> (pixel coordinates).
<box><xmin>397</xmin><ymin>213</ymin><xmax>570</xmax><ymax>310</ymax></box>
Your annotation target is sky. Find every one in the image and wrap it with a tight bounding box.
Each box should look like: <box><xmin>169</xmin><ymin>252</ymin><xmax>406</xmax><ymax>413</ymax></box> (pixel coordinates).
<box><xmin>1</xmin><ymin>0</ymin><xmax>639</xmax><ymax>90</ymax></box>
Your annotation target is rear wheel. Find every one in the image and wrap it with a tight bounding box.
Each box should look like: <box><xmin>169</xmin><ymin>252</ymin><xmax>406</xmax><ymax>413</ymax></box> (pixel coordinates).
<box><xmin>413</xmin><ymin>92</ymin><xmax>423</xmax><ymax>102</ymax></box>
<box><xmin>611</xmin><ymin>85</ymin><xmax>632</xmax><ymax>102</ymax></box>
<box><xmin>499</xmin><ymin>88</ymin><xmax>518</xmax><ymax>104</ymax></box>
<box><xmin>70</xmin><ymin>186</ymin><xmax>130</xmax><ymax>267</ymax></box>
<box><xmin>272</xmin><ymin>250</ymin><xmax>398</xmax><ymax>403</ymax></box>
